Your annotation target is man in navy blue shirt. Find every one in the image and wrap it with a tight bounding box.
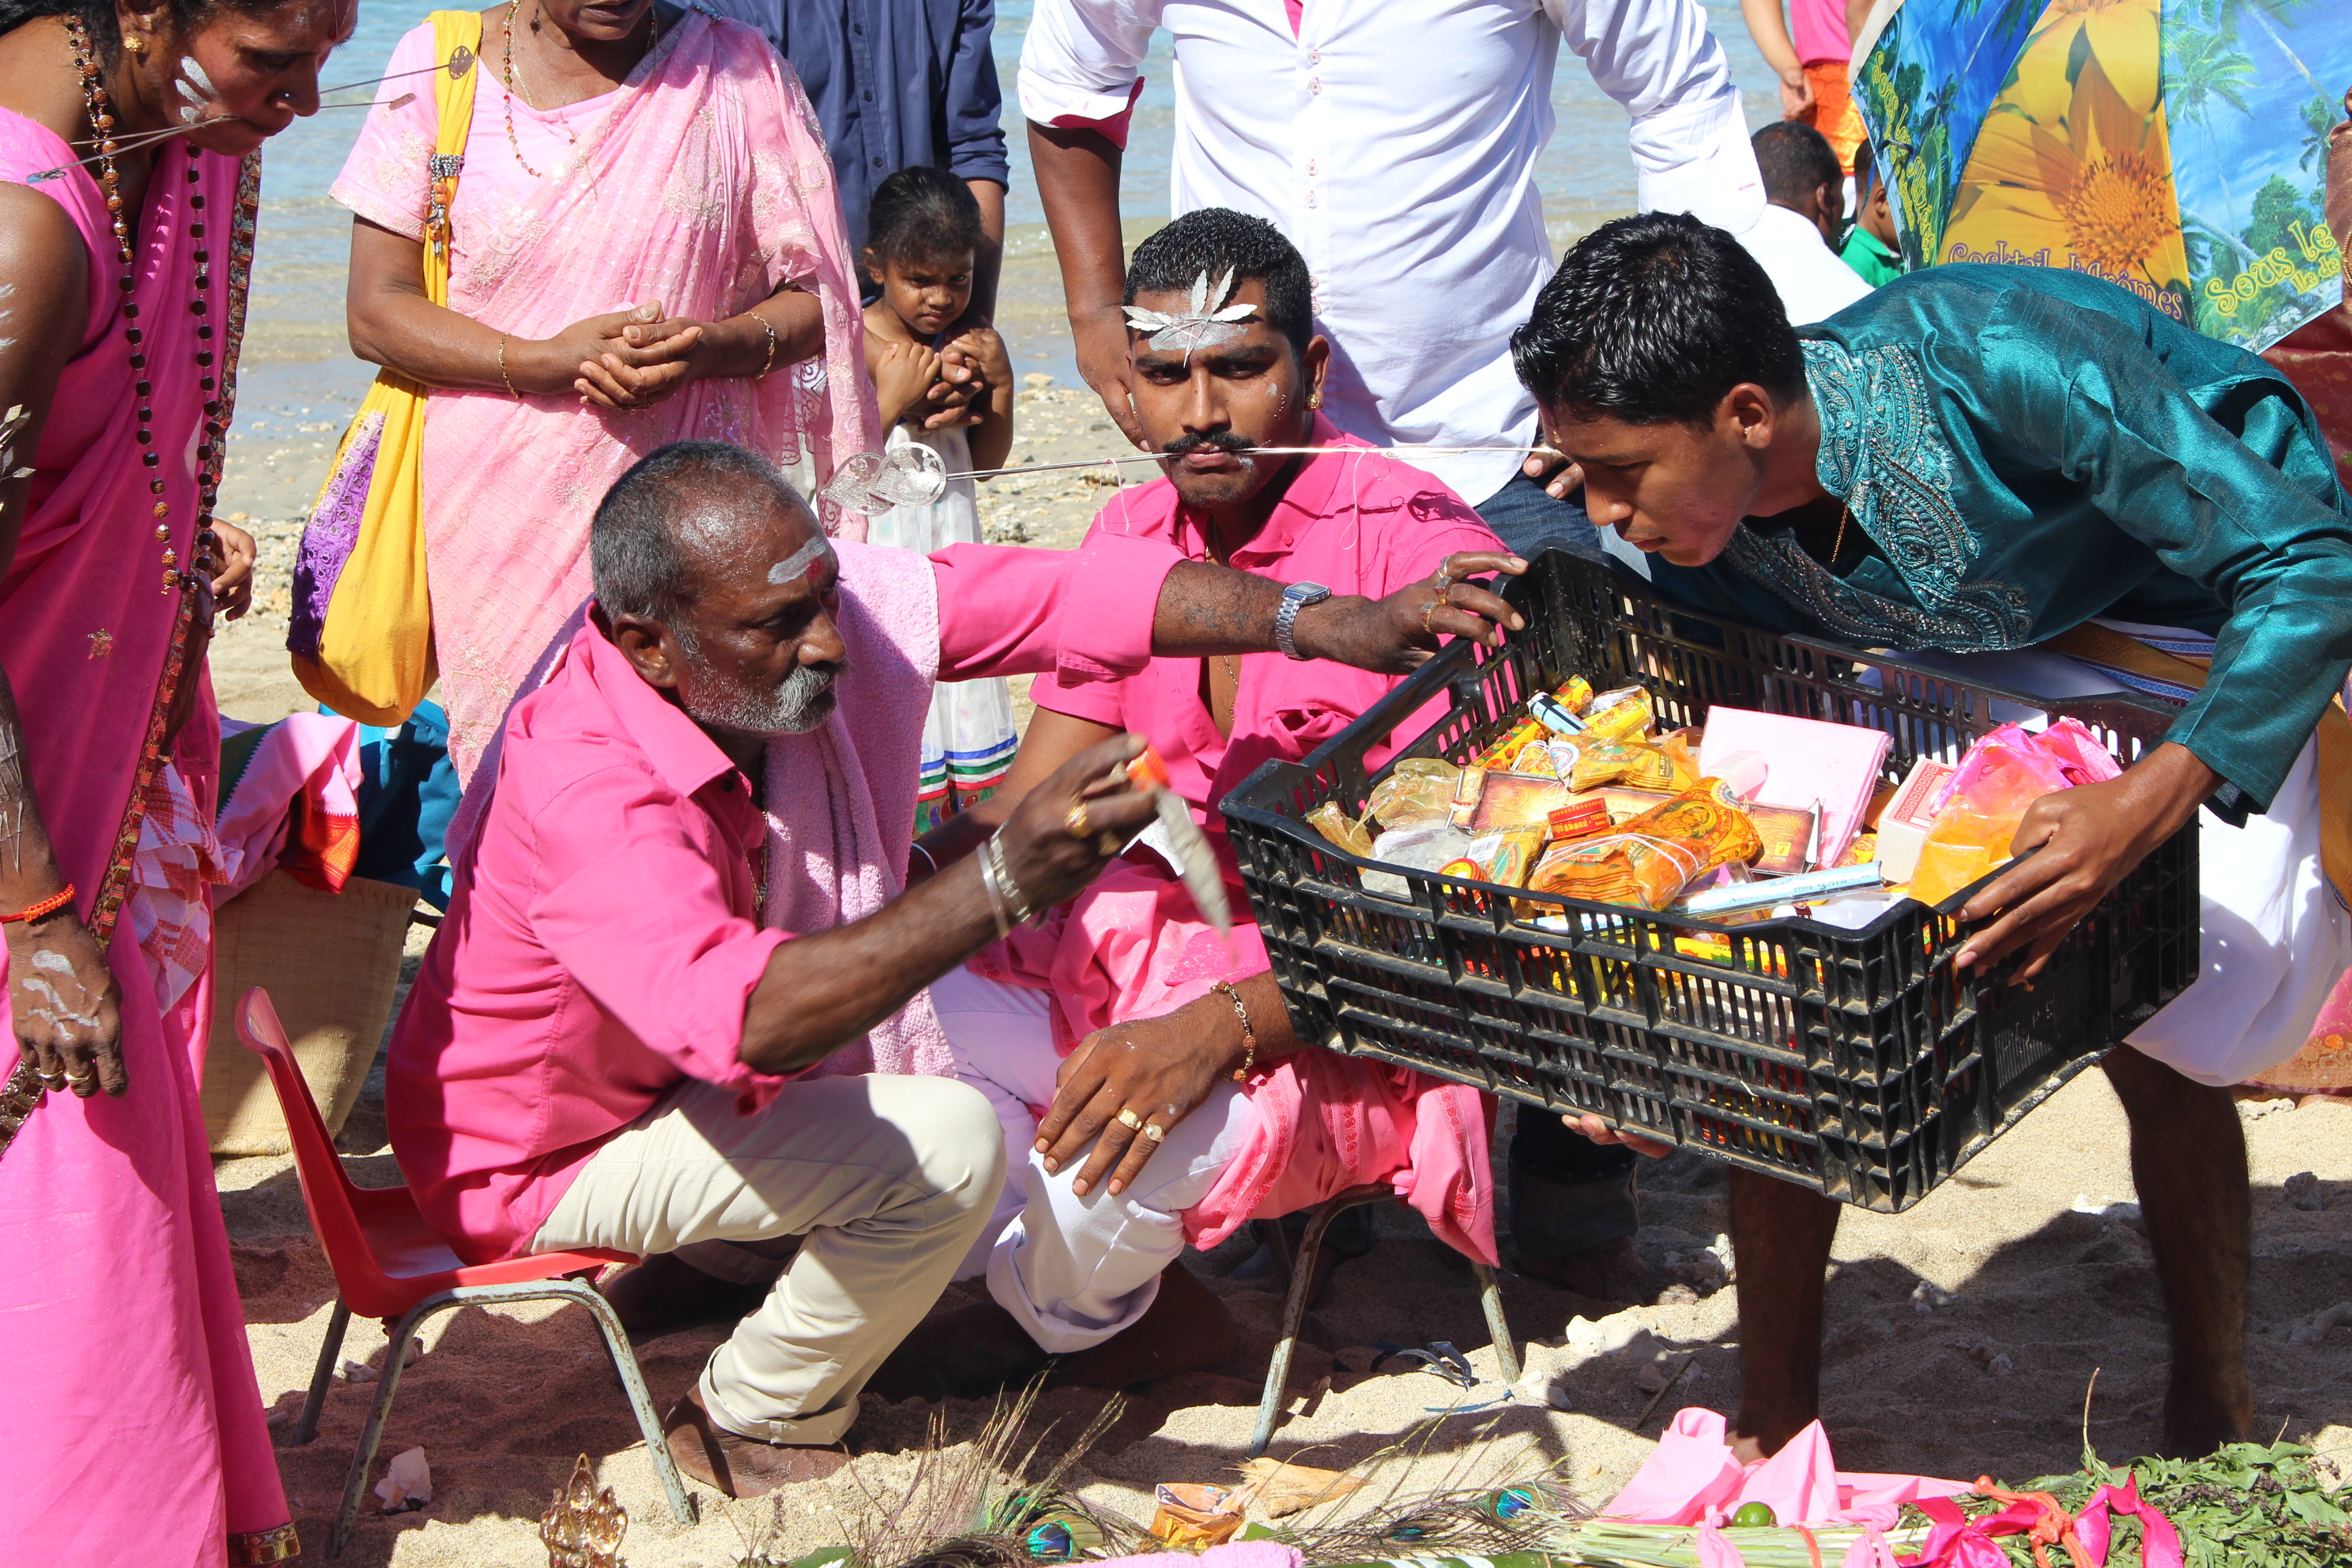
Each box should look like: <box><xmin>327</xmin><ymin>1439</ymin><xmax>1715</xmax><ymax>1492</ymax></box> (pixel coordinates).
<box><xmin>707</xmin><ymin>0</ymin><xmax>1011</xmax><ymax>320</ymax></box>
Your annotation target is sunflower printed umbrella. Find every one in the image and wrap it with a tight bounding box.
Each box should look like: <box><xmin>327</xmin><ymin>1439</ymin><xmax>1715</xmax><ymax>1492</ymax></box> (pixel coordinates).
<box><xmin>1851</xmin><ymin>0</ymin><xmax>2351</xmax><ymax>354</ymax></box>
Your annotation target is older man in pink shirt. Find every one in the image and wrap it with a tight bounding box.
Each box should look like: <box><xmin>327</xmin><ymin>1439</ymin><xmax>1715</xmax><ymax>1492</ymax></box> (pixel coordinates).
<box><xmin>385</xmin><ymin>437</ymin><xmax>1520</xmax><ymax>1497</ymax></box>
<box><xmin>877</xmin><ymin>211</ymin><xmax>1512</xmax><ymax>1392</ymax></box>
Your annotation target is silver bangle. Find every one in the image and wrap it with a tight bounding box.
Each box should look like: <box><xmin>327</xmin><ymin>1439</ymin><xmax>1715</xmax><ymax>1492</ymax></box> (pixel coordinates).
<box><xmin>977</xmin><ymin>849</ymin><xmax>1015</xmax><ymax>939</ymax></box>
<box><xmin>910</xmin><ymin>840</ymin><xmax>939</xmax><ymax>877</ymax></box>
<box><xmin>985</xmin><ymin>829</ymin><xmax>1036</xmax><ymax>925</ymax></box>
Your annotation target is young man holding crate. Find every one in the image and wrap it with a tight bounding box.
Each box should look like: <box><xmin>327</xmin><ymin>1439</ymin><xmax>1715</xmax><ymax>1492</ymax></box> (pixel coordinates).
<box><xmin>1511</xmin><ymin>211</ymin><xmax>2352</xmax><ymax>1461</ymax></box>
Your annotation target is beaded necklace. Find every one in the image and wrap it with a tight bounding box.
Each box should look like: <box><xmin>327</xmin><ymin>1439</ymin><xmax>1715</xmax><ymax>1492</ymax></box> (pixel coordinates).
<box><xmin>503</xmin><ymin>0</ymin><xmax>657</xmax><ymax>180</ymax></box>
<box><xmin>65</xmin><ymin>14</ymin><xmax>225</xmax><ymax>602</ymax></box>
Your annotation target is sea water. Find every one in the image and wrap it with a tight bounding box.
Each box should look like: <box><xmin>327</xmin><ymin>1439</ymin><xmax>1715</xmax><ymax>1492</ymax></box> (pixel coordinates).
<box><xmin>233</xmin><ymin>0</ymin><xmax>1783</xmax><ymax>426</ymax></box>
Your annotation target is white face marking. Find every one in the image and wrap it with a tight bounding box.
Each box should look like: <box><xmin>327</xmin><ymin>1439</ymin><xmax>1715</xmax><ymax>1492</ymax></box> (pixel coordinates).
<box><xmin>767</xmin><ymin>537</ymin><xmax>829</xmax><ymax>585</ymax></box>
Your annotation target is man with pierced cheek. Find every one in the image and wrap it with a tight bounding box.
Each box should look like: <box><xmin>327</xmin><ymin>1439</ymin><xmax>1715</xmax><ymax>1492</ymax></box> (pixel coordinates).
<box><xmin>877</xmin><ymin>209</ymin><xmax>1522</xmax><ymax>1395</ymax></box>
<box><xmin>382</xmin><ymin>436</ymin><xmax>1523</xmax><ymax>1497</ymax></box>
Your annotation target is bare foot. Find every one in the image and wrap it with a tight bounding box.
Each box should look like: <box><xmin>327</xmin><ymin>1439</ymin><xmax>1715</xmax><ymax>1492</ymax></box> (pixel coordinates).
<box><xmin>1049</xmin><ymin>1262</ymin><xmax>1237</xmax><ymax>1389</ymax></box>
<box><xmin>1514</xmin><ymin>1237</ymin><xmax>1654</xmax><ymax>1303</ymax></box>
<box><xmin>662</xmin><ymin>1385</ymin><xmax>851</xmax><ymax>1499</ymax></box>
<box><xmin>601</xmin><ymin>1252</ymin><xmax>774</xmax><ymax>1345</ymax></box>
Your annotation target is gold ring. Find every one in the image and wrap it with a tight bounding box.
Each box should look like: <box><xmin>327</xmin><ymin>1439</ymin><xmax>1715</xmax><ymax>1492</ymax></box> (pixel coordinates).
<box><xmin>1141</xmin><ymin>1122</ymin><xmax>1166</xmax><ymax>1143</ymax></box>
<box><xmin>1066</xmin><ymin>800</ymin><xmax>1093</xmax><ymax>840</ymax></box>
<box><xmin>1115</xmin><ymin>1107</ymin><xmax>1143</xmax><ymax>1130</ymax></box>
<box><xmin>63</xmin><ymin>1066</ymin><xmax>94</xmax><ymax>1085</ymax></box>
<box><xmin>35</xmin><ymin>1069</ymin><xmax>66</xmax><ymax>1092</ymax></box>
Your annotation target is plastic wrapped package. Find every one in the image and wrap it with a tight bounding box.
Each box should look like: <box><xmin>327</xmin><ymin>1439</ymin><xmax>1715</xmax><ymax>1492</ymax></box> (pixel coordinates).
<box><xmin>1906</xmin><ymin>719</ymin><xmax>2123</xmax><ymax>906</ymax></box>
<box><xmin>1437</xmin><ymin>824</ymin><xmax>1547</xmax><ymax>887</ymax></box>
<box><xmin>1518</xmin><ymin>779</ymin><xmax>1764</xmax><ymax>913</ymax></box>
<box><xmin>1567</xmin><ymin>740</ymin><xmax>1691</xmax><ymax>793</ymax></box>
<box><xmin>1305</xmin><ymin>801</ymin><xmax>1373</xmax><ymax>858</ymax></box>
<box><xmin>1365</xmin><ymin>757</ymin><xmax>1460</xmax><ymax>830</ymax></box>
<box><xmin>1362</xmin><ymin>823</ymin><xmax>1474</xmax><ymax>898</ymax></box>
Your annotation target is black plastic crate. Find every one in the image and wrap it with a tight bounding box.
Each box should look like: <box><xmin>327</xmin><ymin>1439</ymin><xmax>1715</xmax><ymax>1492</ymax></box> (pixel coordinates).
<box><xmin>1222</xmin><ymin>551</ymin><xmax>2200</xmax><ymax>1211</ymax></box>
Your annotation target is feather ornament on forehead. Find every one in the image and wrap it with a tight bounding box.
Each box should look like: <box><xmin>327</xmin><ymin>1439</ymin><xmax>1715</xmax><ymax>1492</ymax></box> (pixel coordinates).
<box><xmin>1122</xmin><ymin>268</ymin><xmax>1258</xmax><ymax>363</ymax></box>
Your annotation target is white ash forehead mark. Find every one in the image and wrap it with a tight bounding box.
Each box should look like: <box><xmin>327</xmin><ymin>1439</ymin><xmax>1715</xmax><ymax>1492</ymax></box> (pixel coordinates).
<box><xmin>768</xmin><ymin>537</ymin><xmax>830</xmax><ymax>585</ymax></box>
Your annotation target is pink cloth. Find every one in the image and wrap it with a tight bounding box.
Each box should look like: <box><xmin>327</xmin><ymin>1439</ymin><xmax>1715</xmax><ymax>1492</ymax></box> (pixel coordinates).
<box><xmin>1929</xmin><ymin>717</ymin><xmax>2123</xmax><ymax>818</ymax></box>
<box><xmin>1605</xmin><ymin>1408</ymin><xmax>1970</xmax><ymax>1530</ymax></box>
<box><xmin>1098</xmin><ymin>1546</ymin><xmax>1300</xmax><ymax>1568</ymax></box>
<box><xmin>212</xmin><ymin>710</ymin><xmax>365</xmax><ymax>899</ymax></box>
<box><xmin>1788</xmin><ymin>0</ymin><xmax>1849</xmax><ymax>67</ymax></box>
<box><xmin>764</xmin><ymin>541</ymin><xmax>949</xmax><ymax>1078</ymax></box>
<box><xmin>973</xmin><ymin>421</ymin><xmax>1508</xmax><ymax>1262</ymax></box>
<box><xmin>387</xmin><ymin>539</ymin><xmax>1183</xmax><ymax>1262</ymax></box>
<box><xmin>332</xmin><ymin>12</ymin><xmax>879</xmax><ymax>779</ymax></box>
<box><xmin>0</xmin><ymin>114</ymin><xmax>289</xmax><ymax>1561</ymax></box>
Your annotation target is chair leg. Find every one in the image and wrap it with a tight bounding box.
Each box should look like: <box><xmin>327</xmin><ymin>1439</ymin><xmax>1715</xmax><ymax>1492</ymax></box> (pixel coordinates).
<box><xmin>329</xmin><ymin>1294</ymin><xmax>449</xmax><ymax>1558</ymax></box>
<box><xmin>1473</xmin><ymin>1262</ymin><xmax>1520</xmax><ymax>1386</ymax></box>
<box><xmin>296</xmin><ymin>1298</ymin><xmax>352</xmax><ymax>1446</ymax></box>
<box><xmin>567</xmin><ymin>1279</ymin><xmax>698</xmax><ymax>1526</ymax></box>
<box><xmin>1248</xmin><ymin>1197</ymin><xmax>1346</xmax><ymax>1458</ymax></box>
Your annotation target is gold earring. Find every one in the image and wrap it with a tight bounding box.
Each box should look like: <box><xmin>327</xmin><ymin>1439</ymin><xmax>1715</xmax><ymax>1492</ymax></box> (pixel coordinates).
<box><xmin>1308</xmin><ymin>393</ymin><xmax>1321</xmax><ymax>410</ymax></box>
<box><xmin>123</xmin><ymin>31</ymin><xmax>146</xmax><ymax>51</ymax></box>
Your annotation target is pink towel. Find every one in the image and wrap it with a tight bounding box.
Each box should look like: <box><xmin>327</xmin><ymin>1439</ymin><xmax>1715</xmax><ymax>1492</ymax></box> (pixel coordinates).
<box><xmin>211</xmin><ymin>710</ymin><xmax>364</xmax><ymax>900</ymax></box>
<box><xmin>766</xmin><ymin>540</ymin><xmax>954</xmax><ymax>1078</ymax></box>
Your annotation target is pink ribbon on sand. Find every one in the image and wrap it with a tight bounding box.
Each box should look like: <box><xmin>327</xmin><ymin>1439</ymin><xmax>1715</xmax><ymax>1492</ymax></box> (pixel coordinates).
<box><xmin>1604</xmin><ymin>1409</ymin><xmax>1972</xmax><ymax>1531</ymax></box>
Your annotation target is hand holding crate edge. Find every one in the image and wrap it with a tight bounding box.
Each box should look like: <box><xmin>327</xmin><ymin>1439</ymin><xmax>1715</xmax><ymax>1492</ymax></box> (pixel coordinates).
<box><xmin>1220</xmin><ymin>551</ymin><xmax>2200</xmax><ymax>1210</ymax></box>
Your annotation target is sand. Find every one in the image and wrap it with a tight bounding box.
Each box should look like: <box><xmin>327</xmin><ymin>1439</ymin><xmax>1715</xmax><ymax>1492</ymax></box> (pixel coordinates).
<box><xmin>214</xmin><ymin>1060</ymin><xmax>2352</xmax><ymax>1567</ymax></box>
<box><xmin>201</xmin><ymin>238</ymin><xmax>2352</xmax><ymax>1568</ymax></box>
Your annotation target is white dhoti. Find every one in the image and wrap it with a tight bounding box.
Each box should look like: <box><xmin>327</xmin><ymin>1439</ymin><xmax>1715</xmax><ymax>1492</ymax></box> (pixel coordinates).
<box><xmin>928</xmin><ymin>964</ymin><xmax>1256</xmax><ymax>1353</ymax></box>
<box><xmin>1888</xmin><ymin>621</ymin><xmax>2349</xmax><ymax>1087</ymax></box>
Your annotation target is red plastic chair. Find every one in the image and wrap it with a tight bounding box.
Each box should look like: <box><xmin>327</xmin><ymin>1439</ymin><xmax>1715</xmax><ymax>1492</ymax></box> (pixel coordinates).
<box><xmin>235</xmin><ymin>987</ymin><xmax>697</xmax><ymax>1555</ymax></box>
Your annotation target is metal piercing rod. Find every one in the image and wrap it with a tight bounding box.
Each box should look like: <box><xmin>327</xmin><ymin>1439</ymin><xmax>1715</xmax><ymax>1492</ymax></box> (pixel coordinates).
<box><xmin>313</xmin><ymin>46</ymin><xmax>476</xmax><ymax>99</ymax></box>
<box><xmin>947</xmin><ymin>443</ymin><xmax>1557</xmax><ymax>483</ymax></box>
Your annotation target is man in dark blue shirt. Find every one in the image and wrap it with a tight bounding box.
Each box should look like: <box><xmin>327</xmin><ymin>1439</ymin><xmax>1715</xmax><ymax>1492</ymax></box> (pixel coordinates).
<box><xmin>706</xmin><ymin>0</ymin><xmax>1011</xmax><ymax>319</ymax></box>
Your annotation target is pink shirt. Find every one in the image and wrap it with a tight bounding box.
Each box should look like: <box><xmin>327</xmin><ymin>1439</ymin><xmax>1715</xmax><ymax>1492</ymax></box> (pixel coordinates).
<box><xmin>1788</xmin><ymin>0</ymin><xmax>1848</xmax><ymax>67</ymax></box>
<box><xmin>388</xmin><ymin>538</ymin><xmax>1181</xmax><ymax>1262</ymax></box>
<box><xmin>1031</xmin><ymin>416</ymin><xmax>1502</xmax><ymax>872</ymax></box>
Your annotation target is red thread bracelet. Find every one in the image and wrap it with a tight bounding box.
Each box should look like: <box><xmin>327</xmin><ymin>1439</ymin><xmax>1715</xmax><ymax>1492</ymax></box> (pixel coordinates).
<box><xmin>0</xmin><ymin>885</ymin><xmax>76</xmax><ymax>924</ymax></box>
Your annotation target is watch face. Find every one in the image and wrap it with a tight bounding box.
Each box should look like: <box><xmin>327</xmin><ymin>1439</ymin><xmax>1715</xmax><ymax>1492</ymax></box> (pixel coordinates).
<box><xmin>1289</xmin><ymin>581</ymin><xmax>1333</xmax><ymax>604</ymax></box>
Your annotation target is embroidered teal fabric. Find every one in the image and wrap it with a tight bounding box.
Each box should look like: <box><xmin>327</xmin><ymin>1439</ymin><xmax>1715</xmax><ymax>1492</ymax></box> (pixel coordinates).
<box><xmin>1651</xmin><ymin>265</ymin><xmax>2352</xmax><ymax>811</ymax></box>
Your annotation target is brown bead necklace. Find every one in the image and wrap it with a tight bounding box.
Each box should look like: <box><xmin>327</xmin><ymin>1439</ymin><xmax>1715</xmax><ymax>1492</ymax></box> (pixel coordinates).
<box><xmin>65</xmin><ymin>14</ymin><xmax>225</xmax><ymax>598</ymax></box>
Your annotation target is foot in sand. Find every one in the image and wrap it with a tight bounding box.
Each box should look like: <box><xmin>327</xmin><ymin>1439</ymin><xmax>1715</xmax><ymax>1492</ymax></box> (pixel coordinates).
<box><xmin>662</xmin><ymin>1386</ymin><xmax>851</xmax><ymax>1499</ymax></box>
<box><xmin>1050</xmin><ymin>1262</ymin><xmax>1237</xmax><ymax>1389</ymax></box>
<box><xmin>602</xmin><ymin>1252</ymin><xmax>774</xmax><ymax>1345</ymax></box>
<box><xmin>1513</xmin><ymin>1237</ymin><xmax>1654</xmax><ymax>1304</ymax></box>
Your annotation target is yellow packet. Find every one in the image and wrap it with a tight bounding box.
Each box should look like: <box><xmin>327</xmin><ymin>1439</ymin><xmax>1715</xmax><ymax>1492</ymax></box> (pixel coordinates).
<box><xmin>1568</xmin><ymin>740</ymin><xmax>1684</xmax><ymax>792</ymax></box>
<box><xmin>1438</xmin><ymin>824</ymin><xmax>1546</xmax><ymax>887</ymax></box>
<box><xmin>1306</xmin><ymin>801</ymin><xmax>1374</xmax><ymax>857</ymax></box>
<box><xmin>1584</xmin><ymin>687</ymin><xmax>1655</xmax><ymax>743</ymax></box>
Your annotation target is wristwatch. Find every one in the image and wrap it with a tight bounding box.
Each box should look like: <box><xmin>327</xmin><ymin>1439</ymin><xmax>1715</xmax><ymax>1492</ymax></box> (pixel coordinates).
<box><xmin>1274</xmin><ymin>581</ymin><xmax>1333</xmax><ymax>660</ymax></box>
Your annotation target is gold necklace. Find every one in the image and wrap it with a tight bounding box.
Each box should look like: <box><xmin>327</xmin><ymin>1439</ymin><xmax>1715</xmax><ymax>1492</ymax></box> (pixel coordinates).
<box><xmin>504</xmin><ymin>0</ymin><xmax>657</xmax><ymax>178</ymax></box>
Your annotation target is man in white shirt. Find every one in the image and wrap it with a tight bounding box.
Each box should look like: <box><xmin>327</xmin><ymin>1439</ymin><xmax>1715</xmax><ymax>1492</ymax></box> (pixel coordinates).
<box><xmin>1019</xmin><ymin>0</ymin><xmax>1768</xmax><ymax>566</ymax></box>
<box><xmin>1739</xmin><ymin>120</ymin><xmax>1872</xmax><ymax>324</ymax></box>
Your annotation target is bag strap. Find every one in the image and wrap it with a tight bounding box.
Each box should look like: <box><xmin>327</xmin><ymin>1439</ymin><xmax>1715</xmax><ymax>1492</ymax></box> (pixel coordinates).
<box><xmin>419</xmin><ymin>8</ymin><xmax>485</xmax><ymax>308</ymax></box>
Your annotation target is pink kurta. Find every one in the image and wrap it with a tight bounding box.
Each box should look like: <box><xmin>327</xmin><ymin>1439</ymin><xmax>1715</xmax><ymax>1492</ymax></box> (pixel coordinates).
<box><xmin>969</xmin><ymin>421</ymin><xmax>1506</xmax><ymax>1262</ymax></box>
<box><xmin>0</xmin><ymin>116</ymin><xmax>290</xmax><ymax>1563</ymax></box>
<box><xmin>331</xmin><ymin>12</ymin><xmax>879</xmax><ymax>777</ymax></box>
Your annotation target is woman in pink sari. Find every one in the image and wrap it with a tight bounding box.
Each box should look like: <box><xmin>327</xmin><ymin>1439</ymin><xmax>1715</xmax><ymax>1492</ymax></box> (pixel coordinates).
<box><xmin>0</xmin><ymin>0</ymin><xmax>351</xmax><ymax>1559</ymax></box>
<box><xmin>333</xmin><ymin>0</ymin><xmax>877</xmax><ymax>777</ymax></box>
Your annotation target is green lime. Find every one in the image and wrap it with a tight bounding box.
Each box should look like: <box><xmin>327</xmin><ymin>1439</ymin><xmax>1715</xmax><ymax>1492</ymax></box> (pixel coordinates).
<box><xmin>1730</xmin><ymin>1502</ymin><xmax>1778</xmax><ymax>1529</ymax></box>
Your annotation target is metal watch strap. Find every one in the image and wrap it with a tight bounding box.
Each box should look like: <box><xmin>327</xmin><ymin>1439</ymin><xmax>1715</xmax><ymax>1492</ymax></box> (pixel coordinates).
<box><xmin>1274</xmin><ymin>581</ymin><xmax>1333</xmax><ymax>660</ymax></box>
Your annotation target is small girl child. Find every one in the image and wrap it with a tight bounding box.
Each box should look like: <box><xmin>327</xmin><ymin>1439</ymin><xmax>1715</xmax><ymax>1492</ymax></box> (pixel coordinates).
<box><xmin>860</xmin><ymin>166</ymin><xmax>1019</xmax><ymax>833</ymax></box>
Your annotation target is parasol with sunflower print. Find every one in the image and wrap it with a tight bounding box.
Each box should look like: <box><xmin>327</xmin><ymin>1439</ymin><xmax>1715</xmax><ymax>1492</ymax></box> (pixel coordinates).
<box><xmin>1851</xmin><ymin>0</ymin><xmax>2351</xmax><ymax>353</ymax></box>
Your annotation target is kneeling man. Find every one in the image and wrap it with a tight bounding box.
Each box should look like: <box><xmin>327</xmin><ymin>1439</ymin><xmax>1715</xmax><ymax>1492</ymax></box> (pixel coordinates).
<box><xmin>1515</xmin><ymin>213</ymin><xmax>2352</xmax><ymax>1460</ymax></box>
<box><xmin>384</xmin><ymin>439</ymin><xmax>1520</xmax><ymax>1496</ymax></box>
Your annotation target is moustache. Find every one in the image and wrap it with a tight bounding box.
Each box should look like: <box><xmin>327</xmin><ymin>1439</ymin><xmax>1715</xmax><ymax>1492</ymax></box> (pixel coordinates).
<box><xmin>1160</xmin><ymin>431</ymin><xmax>1256</xmax><ymax>458</ymax></box>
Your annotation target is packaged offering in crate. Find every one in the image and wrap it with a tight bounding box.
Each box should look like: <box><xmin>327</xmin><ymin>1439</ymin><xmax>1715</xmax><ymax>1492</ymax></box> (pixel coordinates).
<box><xmin>1222</xmin><ymin>549</ymin><xmax>2200</xmax><ymax>1212</ymax></box>
<box><xmin>1302</xmin><ymin>668</ymin><xmax>2136</xmax><ymax>927</ymax></box>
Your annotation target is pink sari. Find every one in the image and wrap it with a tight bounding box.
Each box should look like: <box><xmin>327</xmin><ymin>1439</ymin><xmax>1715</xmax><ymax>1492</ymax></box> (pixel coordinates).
<box><xmin>332</xmin><ymin>12</ymin><xmax>878</xmax><ymax>775</ymax></box>
<box><xmin>0</xmin><ymin>117</ymin><xmax>291</xmax><ymax>1564</ymax></box>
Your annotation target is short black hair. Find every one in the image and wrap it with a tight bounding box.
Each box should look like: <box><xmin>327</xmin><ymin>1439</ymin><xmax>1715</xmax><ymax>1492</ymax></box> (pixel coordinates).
<box><xmin>1124</xmin><ymin>208</ymin><xmax>1313</xmax><ymax>353</ymax></box>
<box><xmin>865</xmin><ymin>165</ymin><xmax>985</xmax><ymax>270</ymax></box>
<box><xmin>1509</xmin><ymin>212</ymin><xmax>1804</xmax><ymax>426</ymax></box>
<box><xmin>1752</xmin><ymin>120</ymin><xmax>1842</xmax><ymax>208</ymax></box>
<box><xmin>592</xmin><ymin>441</ymin><xmax>808</xmax><ymax>622</ymax></box>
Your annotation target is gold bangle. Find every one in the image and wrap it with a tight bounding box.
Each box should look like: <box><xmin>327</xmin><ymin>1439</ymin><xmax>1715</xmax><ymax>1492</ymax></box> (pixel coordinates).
<box><xmin>497</xmin><ymin>334</ymin><xmax>521</xmax><ymax>397</ymax></box>
<box><xmin>1211</xmin><ymin>979</ymin><xmax>1256</xmax><ymax>1082</ymax></box>
<box><xmin>752</xmin><ymin>314</ymin><xmax>779</xmax><ymax>378</ymax></box>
